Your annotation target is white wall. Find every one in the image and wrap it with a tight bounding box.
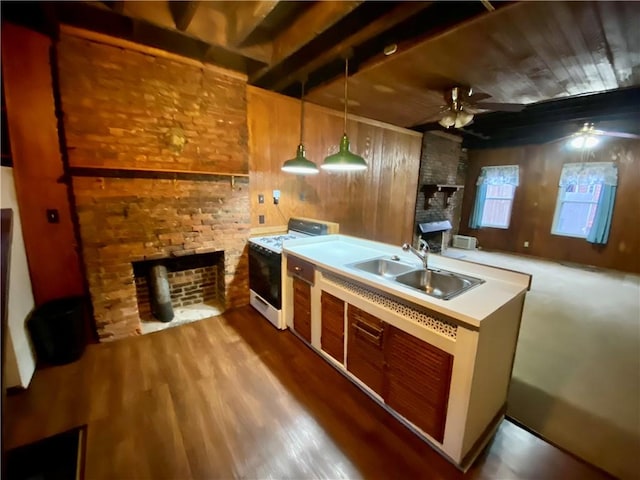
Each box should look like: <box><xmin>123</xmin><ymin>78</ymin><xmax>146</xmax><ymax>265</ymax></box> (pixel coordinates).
<box><xmin>1</xmin><ymin>166</ymin><xmax>36</xmax><ymax>388</ymax></box>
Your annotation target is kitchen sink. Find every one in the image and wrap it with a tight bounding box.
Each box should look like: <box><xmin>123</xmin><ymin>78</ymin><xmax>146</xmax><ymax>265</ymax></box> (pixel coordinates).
<box><xmin>349</xmin><ymin>257</ymin><xmax>417</xmax><ymax>278</ymax></box>
<box><xmin>394</xmin><ymin>269</ymin><xmax>484</xmax><ymax>300</ymax></box>
<box><xmin>348</xmin><ymin>257</ymin><xmax>484</xmax><ymax>300</ymax></box>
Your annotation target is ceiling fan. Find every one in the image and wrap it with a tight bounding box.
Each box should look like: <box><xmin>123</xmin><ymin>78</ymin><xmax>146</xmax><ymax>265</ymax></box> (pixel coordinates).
<box><xmin>437</xmin><ymin>86</ymin><xmax>526</xmax><ymax>129</ymax></box>
<box><xmin>550</xmin><ymin>122</ymin><xmax>640</xmax><ymax>149</ymax></box>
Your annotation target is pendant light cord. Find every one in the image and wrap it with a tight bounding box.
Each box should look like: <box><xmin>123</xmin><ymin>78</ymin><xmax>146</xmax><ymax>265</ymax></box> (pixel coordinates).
<box><xmin>344</xmin><ymin>57</ymin><xmax>348</xmax><ymax>133</ymax></box>
<box><xmin>300</xmin><ymin>80</ymin><xmax>305</xmax><ymax>144</ymax></box>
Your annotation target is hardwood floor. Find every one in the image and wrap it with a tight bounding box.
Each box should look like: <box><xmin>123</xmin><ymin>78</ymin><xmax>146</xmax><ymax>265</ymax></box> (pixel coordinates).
<box><xmin>5</xmin><ymin>306</ymin><xmax>610</xmax><ymax>479</ymax></box>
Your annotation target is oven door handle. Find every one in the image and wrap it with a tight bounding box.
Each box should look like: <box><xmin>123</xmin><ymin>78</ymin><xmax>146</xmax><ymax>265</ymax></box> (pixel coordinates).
<box><xmin>253</xmin><ymin>294</ymin><xmax>269</xmax><ymax>306</ymax></box>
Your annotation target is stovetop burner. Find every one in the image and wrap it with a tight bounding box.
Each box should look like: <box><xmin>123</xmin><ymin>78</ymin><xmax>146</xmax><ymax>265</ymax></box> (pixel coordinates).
<box><xmin>249</xmin><ymin>232</ymin><xmax>306</xmax><ymax>253</ymax></box>
<box><xmin>249</xmin><ymin>218</ymin><xmax>330</xmax><ymax>254</ymax></box>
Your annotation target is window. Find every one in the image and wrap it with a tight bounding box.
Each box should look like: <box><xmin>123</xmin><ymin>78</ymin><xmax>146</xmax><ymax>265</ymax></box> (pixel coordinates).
<box><xmin>469</xmin><ymin>165</ymin><xmax>519</xmax><ymax>230</ymax></box>
<box><xmin>552</xmin><ymin>183</ymin><xmax>602</xmax><ymax>238</ymax></box>
<box><xmin>480</xmin><ymin>184</ymin><xmax>516</xmax><ymax>228</ymax></box>
<box><xmin>552</xmin><ymin>162</ymin><xmax>618</xmax><ymax>244</ymax></box>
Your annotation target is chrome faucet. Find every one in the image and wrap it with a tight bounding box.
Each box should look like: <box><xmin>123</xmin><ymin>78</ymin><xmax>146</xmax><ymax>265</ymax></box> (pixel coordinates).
<box><xmin>402</xmin><ymin>240</ymin><xmax>430</xmax><ymax>270</ymax></box>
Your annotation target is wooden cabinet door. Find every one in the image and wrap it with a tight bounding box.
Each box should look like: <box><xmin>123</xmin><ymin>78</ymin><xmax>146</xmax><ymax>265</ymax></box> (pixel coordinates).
<box><xmin>384</xmin><ymin>325</ymin><xmax>453</xmax><ymax>442</ymax></box>
<box><xmin>292</xmin><ymin>277</ymin><xmax>311</xmax><ymax>342</ymax></box>
<box><xmin>321</xmin><ymin>292</ymin><xmax>344</xmax><ymax>363</ymax></box>
<box><xmin>346</xmin><ymin>305</ymin><xmax>385</xmax><ymax>395</ymax></box>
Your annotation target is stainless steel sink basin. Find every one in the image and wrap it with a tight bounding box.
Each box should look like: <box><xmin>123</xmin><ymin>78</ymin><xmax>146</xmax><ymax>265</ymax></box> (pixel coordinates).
<box><xmin>394</xmin><ymin>269</ymin><xmax>484</xmax><ymax>300</ymax></box>
<box><xmin>349</xmin><ymin>257</ymin><xmax>417</xmax><ymax>278</ymax></box>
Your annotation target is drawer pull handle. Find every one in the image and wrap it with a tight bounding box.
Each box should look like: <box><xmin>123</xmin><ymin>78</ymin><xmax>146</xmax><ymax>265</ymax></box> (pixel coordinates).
<box><xmin>293</xmin><ymin>266</ymin><xmax>302</xmax><ymax>272</ymax></box>
<box><xmin>353</xmin><ymin>321</ymin><xmax>383</xmax><ymax>347</ymax></box>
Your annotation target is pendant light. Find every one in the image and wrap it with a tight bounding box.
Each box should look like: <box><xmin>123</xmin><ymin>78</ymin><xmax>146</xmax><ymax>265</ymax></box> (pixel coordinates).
<box><xmin>282</xmin><ymin>81</ymin><xmax>319</xmax><ymax>175</ymax></box>
<box><xmin>321</xmin><ymin>57</ymin><xmax>368</xmax><ymax>172</ymax></box>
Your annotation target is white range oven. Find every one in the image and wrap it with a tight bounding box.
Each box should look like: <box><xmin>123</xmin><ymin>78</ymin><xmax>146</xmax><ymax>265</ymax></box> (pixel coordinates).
<box><xmin>248</xmin><ymin>218</ymin><xmax>335</xmax><ymax>329</ymax></box>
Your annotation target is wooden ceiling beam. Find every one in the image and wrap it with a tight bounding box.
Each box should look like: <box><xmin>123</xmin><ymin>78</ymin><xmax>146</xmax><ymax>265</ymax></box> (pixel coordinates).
<box><xmin>269</xmin><ymin>1</ymin><xmax>433</xmax><ymax>93</ymax></box>
<box><xmin>250</xmin><ymin>0</ymin><xmax>362</xmax><ymax>84</ymax></box>
<box><xmin>169</xmin><ymin>1</ymin><xmax>200</xmax><ymax>31</ymax></box>
<box><xmin>123</xmin><ymin>0</ymin><xmax>270</xmax><ymax>64</ymax></box>
<box><xmin>270</xmin><ymin>1</ymin><xmax>362</xmax><ymax>67</ymax></box>
<box><xmin>255</xmin><ymin>1</ymin><xmax>421</xmax><ymax>91</ymax></box>
<box><xmin>102</xmin><ymin>1</ymin><xmax>125</xmax><ymax>15</ymax></box>
<box><xmin>462</xmin><ymin>114</ymin><xmax>640</xmax><ymax>149</ymax></box>
<box><xmin>227</xmin><ymin>1</ymin><xmax>279</xmax><ymax>47</ymax></box>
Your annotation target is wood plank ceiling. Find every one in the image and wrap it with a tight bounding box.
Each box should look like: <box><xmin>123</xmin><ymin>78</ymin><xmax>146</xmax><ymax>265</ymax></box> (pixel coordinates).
<box><xmin>4</xmin><ymin>0</ymin><xmax>640</xmax><ymax>147</ymax></box>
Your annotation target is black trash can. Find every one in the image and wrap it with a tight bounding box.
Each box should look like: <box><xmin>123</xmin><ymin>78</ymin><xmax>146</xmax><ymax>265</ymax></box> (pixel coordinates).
<box><xmin>27</xmin><ymin>296</ymin><xmax>86</xmax><ymax>366</ymax></box>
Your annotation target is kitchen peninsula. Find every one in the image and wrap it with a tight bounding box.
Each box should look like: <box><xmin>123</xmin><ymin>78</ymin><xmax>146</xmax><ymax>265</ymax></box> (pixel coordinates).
<box><xmin>282</xmin><ymin>235</ymin><xmax>531</xmax><ymax>470</ymax></box>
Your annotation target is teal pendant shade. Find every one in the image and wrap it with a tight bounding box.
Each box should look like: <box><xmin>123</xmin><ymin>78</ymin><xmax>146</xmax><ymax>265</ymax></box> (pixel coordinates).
<box><xmin>322</xmin><ymin>56</ymin><xmax>368</xmax><ymax>172</ymax></box>
<box><xmin>320</xmin><ymin>134</ymin><xmax>367</xmax><ymax>171</ymax></box>
<box><xmin>282</xmin><ymin>80</ymin><xmax>319</xmax><ymax>175</ymax></box>
<box><xmin>281</xmin><ymin>144</ymin><xmax>319</xmax><ymax>174</ymax></box>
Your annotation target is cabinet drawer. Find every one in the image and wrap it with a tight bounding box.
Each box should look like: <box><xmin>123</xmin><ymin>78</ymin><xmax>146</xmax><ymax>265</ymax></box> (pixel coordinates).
<box><xmin>287</xmin><ymin>255</ymin><xmax>315</xmax><ymax>284</ymax></box>
<box><xmin>349</xmin><ymin>306</ymin><xmax>385</xmax><ymax>350</ymax></box>
<box><xmin>347</xmin><ymin>305</ymin><xmax>385</xmax><ymax>395</ymax></box>
<box><xmin>292</xmin><ymin>277</ymin><xmax>311</xmax><ymax>342</ymax></box>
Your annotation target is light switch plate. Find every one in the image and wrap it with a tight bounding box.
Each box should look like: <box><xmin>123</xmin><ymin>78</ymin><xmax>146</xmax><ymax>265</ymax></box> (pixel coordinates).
<box><xmin>258</xmin><ymin>194</ymin><xmax>264</xmax><ymax>204</ymax></box>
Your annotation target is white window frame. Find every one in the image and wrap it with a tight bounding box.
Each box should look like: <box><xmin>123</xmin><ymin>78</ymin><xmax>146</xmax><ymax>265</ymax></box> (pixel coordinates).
<box><xmin>551</xmin><ymin>183</ymin><xmax>602</xmax><ymax>239</ymax></box>
<box><xmin>479</xmin><ymin>183</ymin><xmax>516</xmax><ymax>229</ymax></box>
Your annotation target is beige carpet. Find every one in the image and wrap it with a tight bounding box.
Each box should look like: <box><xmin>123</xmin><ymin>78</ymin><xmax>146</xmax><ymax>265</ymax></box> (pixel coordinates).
<box><xmin>444</xmin><ymin>247</ymin><xmax>640</xmax><ymax>479</ymax></box>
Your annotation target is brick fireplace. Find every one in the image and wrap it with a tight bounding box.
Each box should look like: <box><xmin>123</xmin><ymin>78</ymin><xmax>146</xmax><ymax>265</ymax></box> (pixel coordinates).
<box><xmin>414</xmin><ymin>132</ymin><xmax>467</xmax><ymax>250</ymax></box>
<box><xmin>56</xmin><ymin>33</ymin><xmax>251</xmax><ymax>341</ymax></box>
<box><xmin>72</xmin><ymin>176</ymin><xmax>250</xmax><ymax>340</ymax></box>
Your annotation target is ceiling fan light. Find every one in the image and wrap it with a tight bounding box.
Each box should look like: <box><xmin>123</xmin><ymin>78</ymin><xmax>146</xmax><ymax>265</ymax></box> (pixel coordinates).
<box><xmin>438</xmin><ymin>111</ymin><xmax>457</xmax><ymax>128</ymax></box>
<box><xmin>584</xmin><ymin>135</ymin><xmax>599</xmax><ymax>149</ymax></box>
<box><xmin>321</xmin><ymin>134</ymin><xmax>368</xmax><ymax>171</ymax></box>
<box><xmin>282</xmin><ymin>144</ymin><xmax>319</xmax><ymax>174</ymax></box>
<box><xmin>569</xmin><ymin>135</ymin><xmax>585</xmax><ymax>149</ymax></box>
<box><xmin>455</xmin><ymin>111</ymin><xmax>474</xmax><ymax>128</ymax></box>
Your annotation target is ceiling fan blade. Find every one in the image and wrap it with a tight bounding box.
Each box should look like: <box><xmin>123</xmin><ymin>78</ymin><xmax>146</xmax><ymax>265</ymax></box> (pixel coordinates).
<box><xmin>543</xmin><ymin>134</ymin><xmax>573</xmax><ymax>145</ymax></box>
<box><xmin>593</xmin><ymin>129</ymin><xmax>640</xmax><ymax>139</ymax></box>
<box><xmin>461</xmin><ymin>105</ymin><xmax>483</xmax><ymax>115</ymax></box>
<box><xmin>475</xmin><ymin>102</ymin><xmax>526</xmax><ymax>112</ymax></box>
<box><xmin>468</xmin><ymin>91</ymin><xmax>492</xmax><ymax>102</ymax></box>
<box><xmin>459</xmin><ymin>127</ymin><xmax>489</xmax><ymax>140</ymax></box>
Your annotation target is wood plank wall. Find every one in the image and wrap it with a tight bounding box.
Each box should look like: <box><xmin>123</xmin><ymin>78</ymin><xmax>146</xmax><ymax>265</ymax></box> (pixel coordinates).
<box><xmin>247</xmin><ymin>87</ymin><xmax>423</xmax><ymax>245</ymax></box>
<box><xmin>458</xmin><ymin>140</ymin><xmax>640</xmax><ymax>273</ymax></box>
<box><xmin>1</xmin><ymin>23</ymin><xmax>85</xmax><ymax>304</ymax></box>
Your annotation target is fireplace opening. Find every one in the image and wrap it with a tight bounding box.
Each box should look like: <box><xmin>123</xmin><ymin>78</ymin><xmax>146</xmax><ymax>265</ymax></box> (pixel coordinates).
<box><xmin>417</xmin><ymin>220</ymin><xmax>453</xmax><ymax>253</ymax></box>
<box><xmin>133</xmin><ymin>251</ymin><xmax>225</xmax><ymax>334</ymax></box>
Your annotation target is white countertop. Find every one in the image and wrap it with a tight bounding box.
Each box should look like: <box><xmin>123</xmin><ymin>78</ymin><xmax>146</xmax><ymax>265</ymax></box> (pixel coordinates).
<box><xmin>282</xmin><ymin>235</ymin><xmax>531</xmax><ymax>328</ymax></box>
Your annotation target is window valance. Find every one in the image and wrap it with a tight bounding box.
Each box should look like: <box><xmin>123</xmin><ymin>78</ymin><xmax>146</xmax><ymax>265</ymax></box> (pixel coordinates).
<box><xmin>558</xmin><ymin>162</ymin><xmax>618</xmax><ymax>187</ymax></box>
<box><xmin>476</xmin><ymin>165</ymin><xmax>520</xmax><ymax>186</ymax></box>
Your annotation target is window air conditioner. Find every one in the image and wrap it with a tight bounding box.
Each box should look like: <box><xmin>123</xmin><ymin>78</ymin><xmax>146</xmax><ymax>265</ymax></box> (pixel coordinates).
<box><xmin>452</xmin><ymin>235</ymin><xmax>477</xmax><ymax>250</ymax></box>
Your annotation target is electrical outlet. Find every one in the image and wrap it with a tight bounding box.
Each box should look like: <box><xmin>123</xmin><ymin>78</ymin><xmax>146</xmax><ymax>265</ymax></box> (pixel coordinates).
<box><xmin>299</xmin><ymin>191</ymin><xmax>305</xmax><ymax>201</ymax></box>
<box><xmin>273</xmin><ymin>190</ymin><xmax>280</xmax><ymax>205</ymax></box>
<box><xmin>524</xmin><ymin>241</ymin><xmax>529</xmax><ymax>248</ymax></box>
<box><xmin>259</xmin><ymin>215</ymin><xmax>265</xmax><ymax>224</ymax></box>
<box><xmin>258</xmin><ymin>194</ymin><xmax>264</xmax><ymax>204</ymax></box>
